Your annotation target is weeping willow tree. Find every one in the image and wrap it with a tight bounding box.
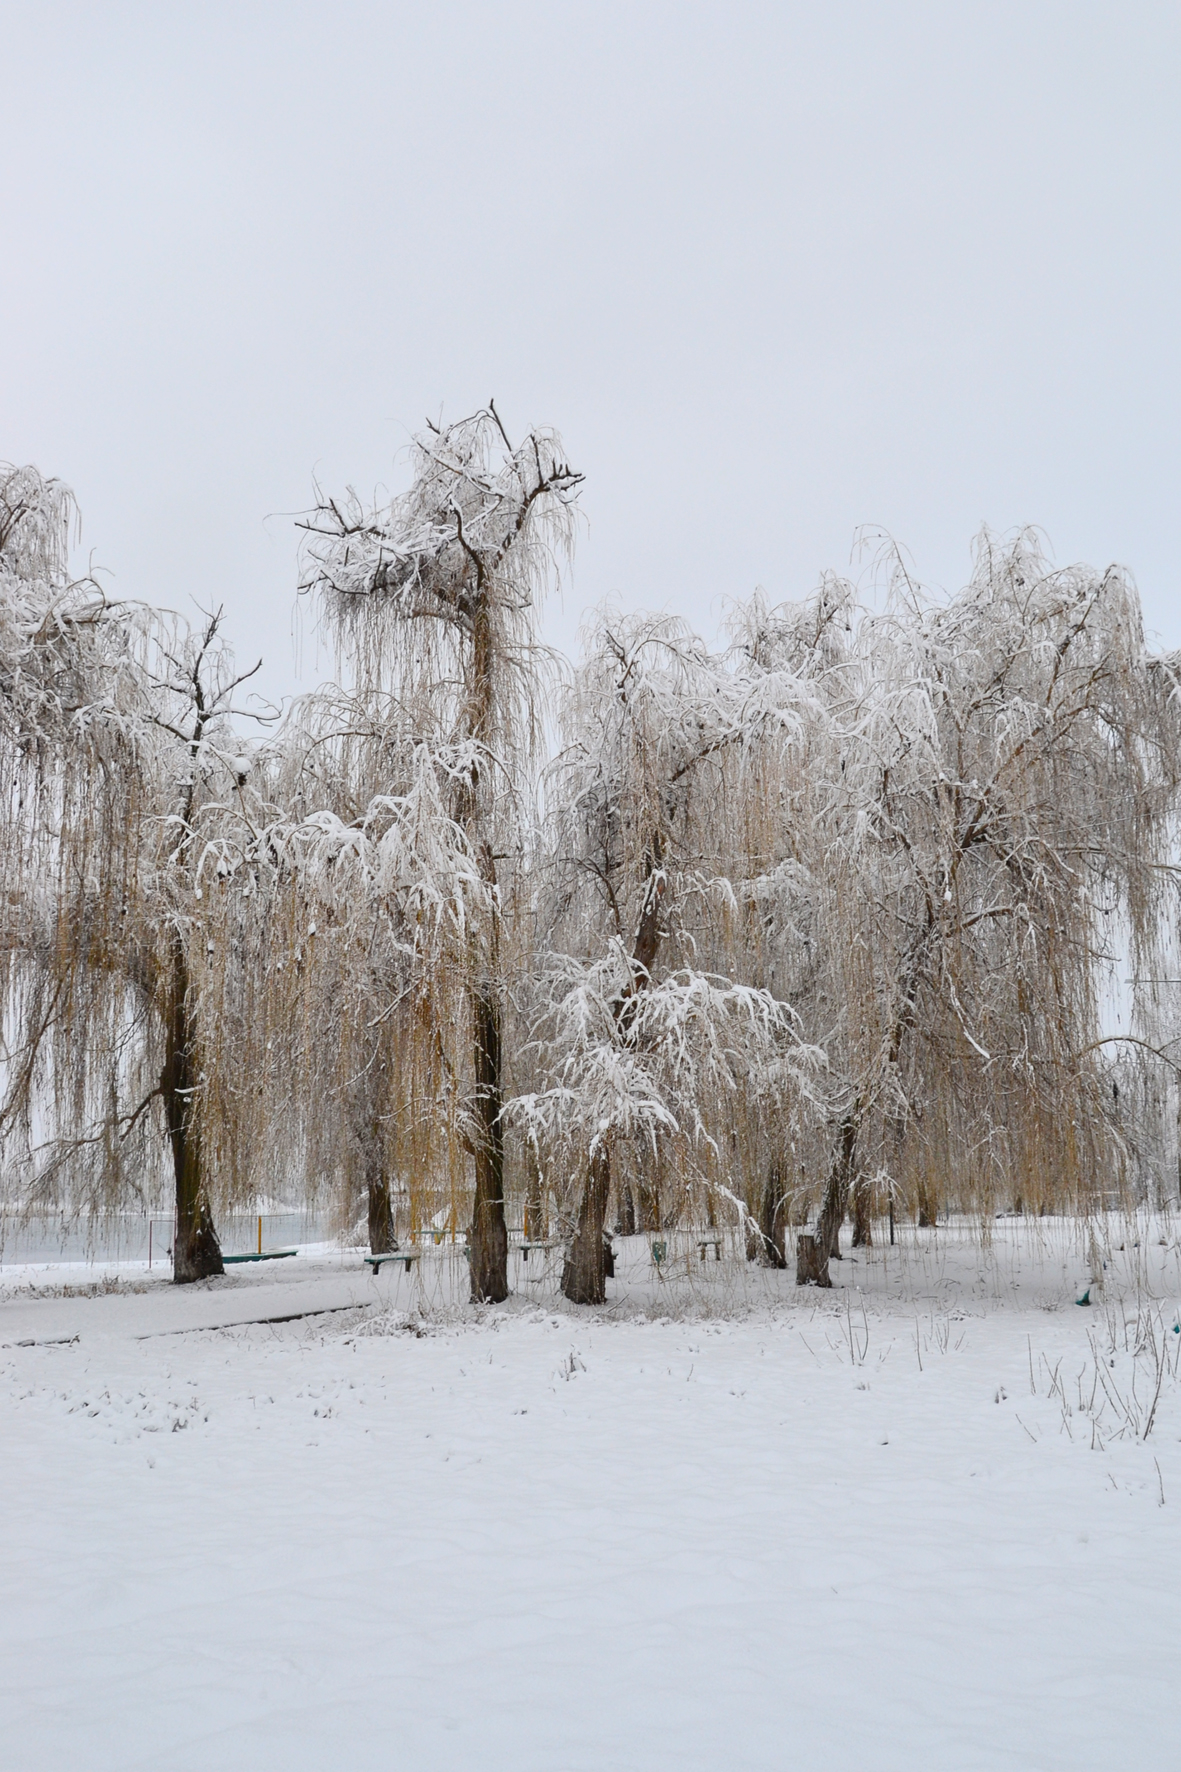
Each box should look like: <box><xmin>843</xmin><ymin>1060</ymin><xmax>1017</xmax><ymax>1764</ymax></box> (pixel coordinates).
<box><xmin>7</xmin><ymin>443</ymin><xmax>1178</xmax><ymax>1303</ymax></box>
<box><xmin>526</xmin><ymin>611</ymin><xmax>826</xmax><ymax>1302</ymax></box>
<box><xmin>252</xmin><ymin>724</ymin><xmax>490</xmax><ymax>1256</ymax></box>
<box><xmin>732</xmin><ymin>532</ymin><xmax>1181</xmax><ymax>1284</ymax></box>
<box><xmin>297</xmin><ymin>407</ymin><xmax>582</xmax><ymax>1301</ymax></box>
<box><xmin>0</xmin><ymin>462</ymin><xmax>273</xmax><ymax>1278</ymax></box>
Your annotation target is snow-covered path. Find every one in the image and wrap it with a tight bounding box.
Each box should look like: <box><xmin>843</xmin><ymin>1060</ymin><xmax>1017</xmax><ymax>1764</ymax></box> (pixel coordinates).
<box><xmin>2</xmin><ymin>1232</ymin><xmax>1179</xmax><ymax>1770</ymax></box>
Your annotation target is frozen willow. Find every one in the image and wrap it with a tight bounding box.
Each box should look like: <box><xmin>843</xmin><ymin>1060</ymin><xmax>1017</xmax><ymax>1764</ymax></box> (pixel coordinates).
<box><xmin>731</xmin><ymin>535</ymin><xmax>1181</xmax><ymax>1282</ymax></box>
<box><xmin>521</xmin><ymin>612</ymin><xmax>829</xmax><ymax>1300</ymax></box>
<box><xmin>295</xmin><ymin>408</ymin><xmax>582</xmax><ymax>1301</ymax></box>
<box><xmin>4</xmin><ymin>435</ymin><xmax>1181</xmax><ymax>1297</ymax></box>
<box><xmin>0</xmin><ymin>463</ymin><xmax>274</xmax><ymax>1278</ymax></box>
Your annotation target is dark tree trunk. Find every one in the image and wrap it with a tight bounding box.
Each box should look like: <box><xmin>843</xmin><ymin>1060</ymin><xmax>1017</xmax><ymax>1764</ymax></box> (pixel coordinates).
<box><xmin>798</xmin><ymin>1107</ymin><xmax>859</xmax><ymax>1289</ymax></box>
<box><xmin>851</xmin><ymin>1177</ymin><xmax>873</xmax><ymax>1248</ymax></box>
<box><xmin>616</xmin><ymin>1181</ymin><xmax>636</xmax><ymax>1237</ymax></box>
<box><xmin>367</xmin><ymin>1159</ymin><xmax>395</xmax><ymax>1254</ymax></box>
<box><xmin>755</xmin><ymin>1161</ymin><xmax>788</xmax><ymax>1267</ymax></box>
<box><xmin>469</xmin><ymin>984</ymin><xmax>508</xmax><ymax>1303</ymax></box>
<box><xmin>349</xmin><ymin>1059</ymin><xmax>395</xmax><ymax>1253</ymax></box>
<box><xmin>795</xmin><ymin>1232</ymin><xmax>831</xmax><ymax>1287</ymax></box>
<box><xmin>561</xmin><ymin>1144</ymin><xmax>612</xmax><ymax>1305</ymax></box>
<box><xmin>163</xmin><ymin>942</ymin><xmax>223</xmax><ymax>1284</ymax></box>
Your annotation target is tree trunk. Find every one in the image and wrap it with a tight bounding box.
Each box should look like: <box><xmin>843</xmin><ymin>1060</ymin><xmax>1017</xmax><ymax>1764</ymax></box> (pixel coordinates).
<box><xmin>561</xmin><ymin>1143</ymin><xmax>612</xmax><ymax>1305</ymax></box>
<box><xmin>469</xmin><ymin>984</ymin><xmax>509</xmax><ymax>1303</ymax></box>
<box><xmin>367</xmin><ymin>1159</ymin><xmax>395</xmax><ymax>1253</ymax></box>
<box><xmin>616</xmin><ymin>1181</ymin><xmax>636</xmax><ymax>1237</ymax></box>
<box><xmin>795</xmin><ymin>1232</ymin><xmax>832</xmax><ymax>1287</ymax></box>
<box><xmin>163</xmin><ymin>942</ymin><xmax>223</xmax><ymax>1284</ymax></box>
<box><xmin>755</xmin><ymin>1160</ymin><xmax>788</xmax><ymax>1267</ymax></box>
<box><xmin>798</xmin><ymin>1107</ymin><xmax>858</xmax><ymax>1289</ymax></box>
<box><xmin>634</xmin><ymin>1135</ymin><xmax>663</xmax><ymax>1231</ymax></box>
<box><xmin>851</xmin><ymin>1176</ymin><xmax>873</xmax><ymax>1248</ymax></box>
<box><xmin>572</xmin><ymin>844</ymin><xmax>664</xmax><ymax>1298</ymax></box>
<box><xmin>524</xmin><ymin>1141</ymin><xmax>546</xmax><ymax>1240</ymax></box>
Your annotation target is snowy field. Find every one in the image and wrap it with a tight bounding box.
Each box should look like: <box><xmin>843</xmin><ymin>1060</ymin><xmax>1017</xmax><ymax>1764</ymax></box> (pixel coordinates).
<box><xmin>3</xmin><ymin>1221</ymin><xmax>1180</xmax><ymax>1771</ymax></box>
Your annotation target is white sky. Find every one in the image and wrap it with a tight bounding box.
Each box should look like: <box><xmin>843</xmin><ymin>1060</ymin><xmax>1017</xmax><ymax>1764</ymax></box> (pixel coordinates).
<box><xmin>4</xmin><ymin>1</ymin><xmax>1180</xmax><ymax>708</ymax></box>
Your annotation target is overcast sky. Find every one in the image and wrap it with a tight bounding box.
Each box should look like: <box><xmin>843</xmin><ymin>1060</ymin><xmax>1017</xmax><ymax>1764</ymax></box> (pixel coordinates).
<box><xmin>4</xmin><ymin>1</ymin><xmax>1179</xmax><ymax>706</ymax></box>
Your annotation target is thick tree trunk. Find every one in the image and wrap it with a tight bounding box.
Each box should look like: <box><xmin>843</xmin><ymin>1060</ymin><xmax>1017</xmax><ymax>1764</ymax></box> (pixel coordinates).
<box><xmin>616</xmin><ymin>1181</ymin><xmax>636</xmax><ymax>1237</ymax></box>
<box><xmin>163</xmin><ymin>944</ymin><xmax>223</xmax><ymax>1284</ymax></box>
<box><xmin>469</xmin><ymin>984</ymin><xmax>509</xmax><ymax>1303</ymax></box>
<box><xmin>367</xmin><ymin>1159</ymin><xmax>395</xmax><ymax>1254</ymax></box>
<box><xmin>561</xmin><ymin>1144</ymin><xmax>612</xmax><ymax>1305</ymax></box>
<box><xmin>798</xmin><ymin>1108</ymin><xmax>858</xmax><ymax>1289</ymax></box>
<box><xmin>349</xmin><ymin>1061</ymin><xmax>396</xmax><ymax>1254</ymax></box>
<box><xmin>795</xmin><ymin>1232</ymin><xmax>831</xmax><ymax>1287</ymax></box>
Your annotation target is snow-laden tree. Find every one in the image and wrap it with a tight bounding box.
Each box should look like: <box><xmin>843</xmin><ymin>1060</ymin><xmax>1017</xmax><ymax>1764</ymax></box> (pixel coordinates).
<box><xmin>525</xmin><ymin>612</ymin><xmax>827</xmax><ymax>1301</ymax></box>
<box><xmin>297</xmin><ymin>408</ymin><xmax>582</xmax><ymax>1300</ymax></box>
<box><xmin>8</xmin><ymin>440</ymin><xmax>1180</xmax><ymax>1308</ymax></box>
<box><xmin>735</xmin><ymin>532</ymin><xmax>1181</xmax><ymax>1283</ymax></box>
<box><xmin>0</xmin><ymin>463</ymin><xmax>273</xmax><ymax>1278</ymax></box>
<box><xmin>253</xmin><ymin>724</ymin><xmax>491</xmax><ymax>1253</ymax></box>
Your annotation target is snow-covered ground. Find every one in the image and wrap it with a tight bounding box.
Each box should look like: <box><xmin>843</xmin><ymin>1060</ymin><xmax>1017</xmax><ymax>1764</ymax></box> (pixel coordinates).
<box><xmin>2</xmin><ymin>1221</ymin><xmax>1179</xmax><ymax>1771</ymax></box>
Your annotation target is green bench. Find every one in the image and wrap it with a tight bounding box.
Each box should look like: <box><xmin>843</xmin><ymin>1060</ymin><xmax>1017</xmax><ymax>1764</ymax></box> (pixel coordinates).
<box><xmin>222</xmin><ymin>1249</ymin><xmax>298</xmax><ymax>1264</ymax></box>
<box><xmin>365</xmin><ymin>1251</ymin><xmax>419</xmax><ymax>1274</ymax></box>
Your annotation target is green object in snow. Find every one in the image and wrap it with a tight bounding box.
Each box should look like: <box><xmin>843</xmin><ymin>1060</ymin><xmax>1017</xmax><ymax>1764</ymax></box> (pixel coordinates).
<box><xmin>222</xmin><ymin>1249</ymin><xmax>297</xmax><ymax>1264</ymax></box>
<box><xmin>652</xmin><ymin>1240</ymin><xmax>667</xmax><ymax>1265</ymax></box>
<box><xmin>1075</xmin><ymin>1288</ymin><xmax>1091</xmax><ymax>1306</ymax></box>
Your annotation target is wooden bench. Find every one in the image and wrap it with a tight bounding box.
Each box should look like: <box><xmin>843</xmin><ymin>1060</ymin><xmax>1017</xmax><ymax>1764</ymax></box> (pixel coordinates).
<box><xmin>697</xmin><ymin>1235</ymin><xmax>724</xmax><ymax>1262</ymax></box>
